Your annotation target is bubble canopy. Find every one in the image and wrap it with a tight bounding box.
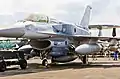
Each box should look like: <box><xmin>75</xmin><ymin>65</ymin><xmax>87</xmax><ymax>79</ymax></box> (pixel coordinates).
<box><xmin>24</xmin><ymin>14</ymin><xmax>59</xmax><ymax>23</ymax></box>
<box><xmin>25</xmin><ymin>14</ymin><xmax>49</xmax><ymax>22</ymax></box>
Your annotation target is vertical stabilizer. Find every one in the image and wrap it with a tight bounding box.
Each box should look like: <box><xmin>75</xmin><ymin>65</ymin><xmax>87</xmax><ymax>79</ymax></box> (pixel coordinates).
<box><xmin>80</xmin><ymin>5</ymin><xmax>92</xmax><ymax>30</ymax></box>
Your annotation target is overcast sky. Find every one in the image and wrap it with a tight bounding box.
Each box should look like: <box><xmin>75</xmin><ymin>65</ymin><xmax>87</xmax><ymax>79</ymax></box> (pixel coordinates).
<box><xmin>0</xmin><ymin>0</ymin><xmax>119</xmax><ymax>24</ymax></box>
<box><xmin>0</xmin><ymin>0</ymin><xmax>120</xmax><ymax>36</ymax></box>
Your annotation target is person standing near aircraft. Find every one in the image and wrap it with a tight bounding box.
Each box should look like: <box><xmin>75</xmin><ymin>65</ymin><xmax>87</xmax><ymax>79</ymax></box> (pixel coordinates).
<box><xmin>113</xmin><ymin>50</ymin><xmax>119</xmax><ymax>60</ymax></box>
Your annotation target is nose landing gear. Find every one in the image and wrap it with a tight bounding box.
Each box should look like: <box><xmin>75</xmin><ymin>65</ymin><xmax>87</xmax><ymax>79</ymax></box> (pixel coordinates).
<box><xmin>42</xmin><ymin>59</ymin><xmax>48</xmax><ymax>67</ymax></box>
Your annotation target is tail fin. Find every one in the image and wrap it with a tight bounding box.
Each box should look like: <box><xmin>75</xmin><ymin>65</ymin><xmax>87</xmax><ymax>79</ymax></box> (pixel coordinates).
<box><xmin>80</xmin><ymin>5</ymin><xmax>92</xmax><ymax>30</ymax></box>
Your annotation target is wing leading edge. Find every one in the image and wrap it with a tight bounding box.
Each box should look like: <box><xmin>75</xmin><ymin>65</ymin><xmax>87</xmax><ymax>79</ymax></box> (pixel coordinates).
<box><xmin>37</xmin><ymin>32</ymin><xmax>120</xmax><ymax>42</ymax></box>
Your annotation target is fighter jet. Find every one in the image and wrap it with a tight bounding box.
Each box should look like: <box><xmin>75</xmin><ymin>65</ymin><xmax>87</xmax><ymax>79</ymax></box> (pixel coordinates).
<box><xmin>89</xmin><ymin>24</ymin><xmax>120</xmax><ymax>51</ymax></box>
<box><xmin>0</xmin><ymin>5</ymin><xmax>119</xmax><ymax>66</ymax></box>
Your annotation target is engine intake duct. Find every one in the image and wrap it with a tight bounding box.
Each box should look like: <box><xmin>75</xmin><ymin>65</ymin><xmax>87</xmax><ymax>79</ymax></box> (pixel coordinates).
<box><xmin>30</xmin><ymin>40</ymin><xmax>51</xmax><ymax>50</ymax></box>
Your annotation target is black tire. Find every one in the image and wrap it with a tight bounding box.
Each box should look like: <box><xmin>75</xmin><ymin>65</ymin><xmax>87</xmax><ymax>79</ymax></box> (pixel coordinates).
<box><xmin>42</xmin><ymin>59</ymin><xmax>48</xmax><ymax>67</ymax></box>
<box><xmin>82</xmin><ymin>55</ymin><xmax>88</xmax><ymax>64</ymax></box>
<box><xmin>0</xmin><ymin>61</ymin><xmax>6</xmax><ymax>72</ymax></box>
<box><xmin>19</xmin><ymin>59</ymin><xmax>27</xmax><ymax>69</ymax></box>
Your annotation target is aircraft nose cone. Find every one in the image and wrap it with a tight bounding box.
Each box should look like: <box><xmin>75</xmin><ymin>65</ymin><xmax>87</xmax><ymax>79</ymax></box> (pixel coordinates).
<box><xmin>0</xmin><ymin>27</ymin><xmax>25</xmax><ymax>38</ymax></box>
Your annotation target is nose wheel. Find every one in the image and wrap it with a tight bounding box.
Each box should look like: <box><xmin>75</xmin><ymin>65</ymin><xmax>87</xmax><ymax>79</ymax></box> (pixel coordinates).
<box><xmin>42</xmin><ymin>59</ymin><xmax>48</xmax><ymax>67</ymax></box>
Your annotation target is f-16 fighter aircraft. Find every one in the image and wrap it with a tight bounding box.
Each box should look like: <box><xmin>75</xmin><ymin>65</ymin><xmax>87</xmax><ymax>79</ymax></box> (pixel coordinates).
<box><xmin>0</xmin><ymin>5</ymin><xmax>119</xmax><ymax>66</ymax></box>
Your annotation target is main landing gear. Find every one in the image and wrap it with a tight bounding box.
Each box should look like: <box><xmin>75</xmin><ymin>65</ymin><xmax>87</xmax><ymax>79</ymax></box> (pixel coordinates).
<box><xmin>41</xmin><ymin>58</ymin><xmax>57</xmax><ymax>67</ymax></box>
<box><xmin>81</xmin><ymin>55</ymin><xmax>88</xmax><ymax>64</ymax></box>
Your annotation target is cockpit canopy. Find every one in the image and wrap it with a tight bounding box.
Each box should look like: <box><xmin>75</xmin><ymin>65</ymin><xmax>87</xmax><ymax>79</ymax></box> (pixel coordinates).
<box><xmin>24</xmin><ymin>14</ymin><xmax>60</xmax><ymax>23</ymax></box>
<box><xmin>25</xmin><ymin>14</ymin><xmax>49</xmax><ymax>23</ymax></box>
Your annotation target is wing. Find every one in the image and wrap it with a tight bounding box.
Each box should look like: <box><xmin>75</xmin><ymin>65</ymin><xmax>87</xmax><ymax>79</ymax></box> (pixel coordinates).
<box><xmin>89</xmin><ymin>24</ymin><xmax>120</xmax><ymax>37</ymax></box>
<box><xmin>89</xmin><ymin>24</ymin><xmax>120</xmax><ymax>29</ymax></box>
<box><xmin>37</xmin><ymin>32</ymin><xmax>120</xmax><ymax>42</ymax></box>
<box><xmin>72</xmin><ymin>35</ymin><xmax>120</xmax><ymax>42</ymax></box>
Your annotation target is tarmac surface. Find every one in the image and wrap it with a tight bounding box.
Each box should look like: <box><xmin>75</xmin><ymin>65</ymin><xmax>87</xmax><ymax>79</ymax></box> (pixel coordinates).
<box><xmin>1</xmin><ymin>57</ymin><xmax>120</xmax><ymax>79</ymax></box>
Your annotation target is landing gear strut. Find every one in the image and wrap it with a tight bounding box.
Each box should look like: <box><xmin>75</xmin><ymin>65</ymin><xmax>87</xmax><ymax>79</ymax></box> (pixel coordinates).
<box><xmin>81</xmin><ymin>55</ymin><xmax>88</xmax><ymax>64</ymax></box>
